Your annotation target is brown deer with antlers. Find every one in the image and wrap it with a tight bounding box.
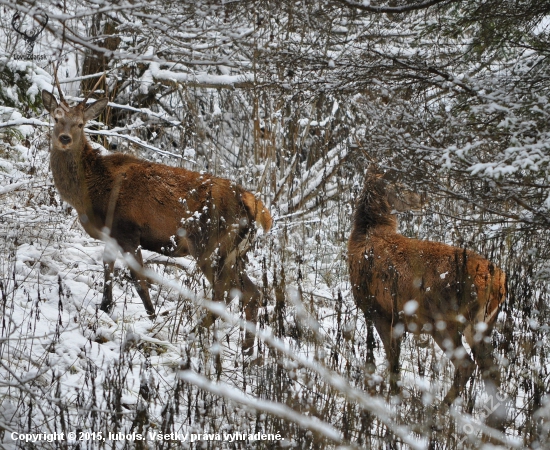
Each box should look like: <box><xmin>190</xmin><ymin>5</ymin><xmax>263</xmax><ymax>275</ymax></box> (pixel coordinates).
<box><xmin>348</xmin><ymin>166</ymin><xmax>506</xmax><ymax>422</ymax></box>
<box><xmin>42</xmin><ymin>75</ymin><xmax>272</xmax><ymax>351</ymax></box>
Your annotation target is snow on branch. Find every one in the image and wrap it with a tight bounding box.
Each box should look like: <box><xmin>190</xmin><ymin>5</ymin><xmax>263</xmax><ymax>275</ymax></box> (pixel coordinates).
<box><xmin>87</xmin><ymin>129</ymin><xmax>195</xmax><ymax>162</ymax></box>
<box><xmin>0</xmin><ymin>118</ymin><xmax>48</xmax><ymax>129</ymax></box>
<box><xmin>336</xmin><ymin>0</ymin><xmax>459</xmax><ymax>13</ymax></box>
<box><xmin>0</xmin><ymin>181</ymin><xmax>29</xmax><ymax>195</ymax></box>
<box><xmin>178</xmin><ymin>371</ymin><xmax>343</xmax><ymax>444</ymax></box>
<box><xmin>147</xmin><ymin>62</ymin><xmax>254</xmax><ymax>90</ymax></box>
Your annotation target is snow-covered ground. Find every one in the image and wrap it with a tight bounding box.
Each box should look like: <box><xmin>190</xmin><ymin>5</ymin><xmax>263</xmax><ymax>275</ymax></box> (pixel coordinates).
<box><xmin>1</xmin><ymin>128</ymin><xmax>538</xmax><ymax>450</ymax></box>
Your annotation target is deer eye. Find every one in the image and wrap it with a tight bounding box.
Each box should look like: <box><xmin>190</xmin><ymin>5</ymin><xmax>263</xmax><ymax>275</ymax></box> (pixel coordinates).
<box><xmin>78</xmin><ymin>123</ymin><xmax>83</xmax><ymax>128</ymax></box>
<box><xmin>54</xmin><ymin>118</ymin><xmax>58</xmax><ymax>123</ymax></box>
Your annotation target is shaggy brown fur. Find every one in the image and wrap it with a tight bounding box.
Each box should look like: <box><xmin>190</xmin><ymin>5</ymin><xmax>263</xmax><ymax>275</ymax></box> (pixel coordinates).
<box><xmin>348</xmin><ymin>167</ymin><xmax>506</xmax><ymax>417</ymax></box>
<box><xmin>42</xmin><ymin>91</ymin><xmax>271</xmax><ymax>351</ymax></box>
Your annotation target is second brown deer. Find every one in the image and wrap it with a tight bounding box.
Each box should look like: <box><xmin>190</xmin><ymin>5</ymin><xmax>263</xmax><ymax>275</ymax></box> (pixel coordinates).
<box><xmin>348</xmin><ymin>166</ymin><xmax>507</xmax><ymax>425</ymax></box>
<box><xmin>42</xmin><ymin>76</ymin><xmax>272</xmax><ymax>352</ymax></box>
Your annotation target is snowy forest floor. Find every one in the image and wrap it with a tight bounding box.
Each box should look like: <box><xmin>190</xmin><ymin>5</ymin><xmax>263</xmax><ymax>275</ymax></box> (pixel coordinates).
<box><xmin>1</xmin><ymin>128</ymin><xmax>548</xmax><ymax>450</ymax></box>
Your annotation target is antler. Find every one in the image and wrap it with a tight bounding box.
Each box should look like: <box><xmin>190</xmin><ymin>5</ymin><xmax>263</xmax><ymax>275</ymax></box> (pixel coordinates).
<box><xmin>30</xmin><ymin>12</ymin><xmax>48</xmax><ymax>40</ymax></box>
<box><xmin>53</xmin><ymin>65</ymin><xmax>66</xmax><ymax>105</ymax></box>
<box><xmin>81</xmin><ymin>73</ymin><xmax>106</xmax><ymax>106</ymax></box>
<box><xmin>12</xmin><ymin>12</ymin><xmax>48</xmax><ymax>41</ymax></box>
<box><xmin>12</xmin><ymin>13</ymin><xmax>29</xmax><ymax>40</ymax></box>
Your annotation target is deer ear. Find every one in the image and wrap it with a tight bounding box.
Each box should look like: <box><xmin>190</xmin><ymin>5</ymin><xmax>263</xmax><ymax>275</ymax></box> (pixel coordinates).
<box><xmin>84</xmin><ymin>98</ymin><xmax>109</xmax><ymax>122</ymax></box>
<box><xmin>42</xmin><ymin>90</ymin><xmax>59</xmax><ymax>114</ymax></box>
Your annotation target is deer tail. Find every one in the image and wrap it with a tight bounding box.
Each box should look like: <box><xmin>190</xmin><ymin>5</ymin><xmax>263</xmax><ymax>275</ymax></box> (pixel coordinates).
<box><xmin>242</xmin><ymin>191</ymin><xmax>272</xmax><ymax>232</ymax></box>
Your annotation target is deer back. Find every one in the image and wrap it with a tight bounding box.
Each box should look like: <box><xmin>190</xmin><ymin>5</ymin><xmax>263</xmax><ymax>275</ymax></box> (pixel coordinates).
<box><xmin>83</xmin><ymin>154</ymin><xmax>256</xmax><ymax>254</ymax></box>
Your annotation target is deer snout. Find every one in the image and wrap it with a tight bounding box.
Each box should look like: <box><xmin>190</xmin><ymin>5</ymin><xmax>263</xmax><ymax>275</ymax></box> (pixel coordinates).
<box><xmin>59</xmin><ymin>134</ymin><xmax>72</xmax><ymax>145</ymax></box>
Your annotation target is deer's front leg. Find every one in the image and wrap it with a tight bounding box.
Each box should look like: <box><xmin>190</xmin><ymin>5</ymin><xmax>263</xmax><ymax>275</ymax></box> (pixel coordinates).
<box><xmin>127</xmin><ymin>248</ymin><xmax>156</xmax><ymax>318</ymax></box>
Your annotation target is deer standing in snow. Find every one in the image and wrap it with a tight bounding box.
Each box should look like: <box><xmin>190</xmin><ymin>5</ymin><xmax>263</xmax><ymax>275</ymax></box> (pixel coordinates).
<box><xmin>42</xmin><ymin>75</ymin><xmax>271</xmax><ymax>351</ymax></box>
<box><xmin>348</xmin><ymin>166</ymin><xmax>506</xmax><ymax>423</ymax></box>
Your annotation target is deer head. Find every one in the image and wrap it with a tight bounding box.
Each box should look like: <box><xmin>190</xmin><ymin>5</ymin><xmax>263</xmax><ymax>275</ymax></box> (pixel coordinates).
<box><xmin>41</xmin><ymin>74</ymin><xmax>108</xmax><ymax>153</ymax></box>
<box><xmin>366</xmin><ymin>166</ymin><xmax>424</xmax><ymax>213</ymax></box>
<box><xmin>386</xmin><ymin>184</ymin><xmax>424</xmax><ymax>212</ymax></box>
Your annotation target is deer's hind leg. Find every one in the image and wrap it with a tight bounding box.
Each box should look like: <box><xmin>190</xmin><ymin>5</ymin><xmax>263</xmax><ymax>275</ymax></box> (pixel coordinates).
<box><xmin>127</xmin><ymin>247</ymin><xmax>156</xmax><ymax>317</ymax></box>
<box><xmin>464</xmin><ymin>322</ymin><xmax>507</xmax><ymax>430</ymax></box>
<box><xmin>227</xmin><ymin>257</ymin><xmax>261</xmax><ymax>353</ymax></box>
<box><xmin>113</xmin><ymin>225</ymin><xmax>156</xmax><ymax>317</ymax></box>
<box><xmin>195</xmin><ymin>226</ymin><xmax>260</xmax><ymax>354</ymax></box>
<box><xmin>432</xmin><ymin>324</ymin><xmax>475</xmax><ymax>406</ymax></box>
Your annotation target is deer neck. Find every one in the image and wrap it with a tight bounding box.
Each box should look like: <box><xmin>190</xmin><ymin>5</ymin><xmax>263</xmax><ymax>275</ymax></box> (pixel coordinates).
<box><xmin>50</xmin><ymin>139</ymin><xmax>93</xmax><ymax>218</ymax></box>
<box><xmin>373</xmin><ymin>218</ymin><xmax>398</xmax><ymax>234</ymax></box>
